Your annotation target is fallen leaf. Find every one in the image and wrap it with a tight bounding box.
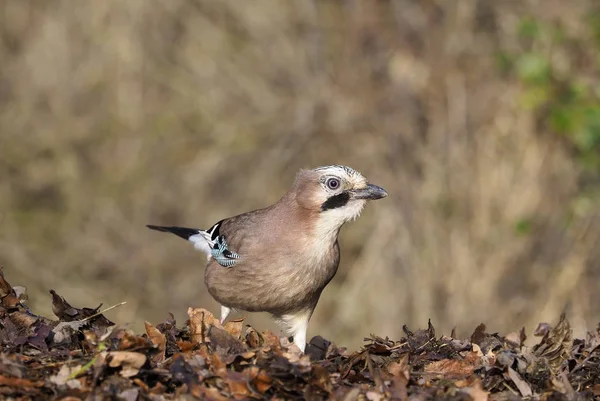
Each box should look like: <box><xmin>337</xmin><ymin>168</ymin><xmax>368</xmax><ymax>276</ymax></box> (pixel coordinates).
<box><xmin>366</xmin><ymin>390</ymin><xmax>384</xmax><ymax>401</ymax></box>
<box><xmin>49</xmin><ymin>364</ymin><xmax>83</xmax><ymax>389</ymax></box>
<box><xmin>223</xmin><ymin>318</ymin><xmax>244</xmax><ymax>339</ymax></box>
<box><xmin>12</xmin><ymin>286</ymin><xmax>27</xmax><ymax>303</ymax></box>
<box><xmin>51</xmin><ymin>320</ymin><xmax>88</xmax><ymax>345</ymax></box>
<box><xmin>424</xmin><ymin>351</ymin><xmax>481</xmax><ymax>379</ymax></box>
<box><xmin>207</xmin><ymin>352</ymin><xmax>227</xmax><ymax>377</ymax></box>
<box><xmin>118</xmin><ymin>388</ymin><xmax>139</xmax><ymax>401</ymax></box>
<box><xmin>224</xmin><ymin>370</ymin><xmax>253</xmax><ymax>399</ymax></box>
<box><xmin>471</xmin><ymin>323</ymin><xmax>487</xmax><ymax>345</ymax></box>
<box><xmin>195</xmin><ymin>386</ymin><xmax>231</xmax><ymax>401</ymax></box>
<box><xmin>8</xmin><ymin>311</ymin><xmax>38</xmax><ymax>331</ymax></box>
<box><xmin>534</xmin><ymin>323</ymin><xmax>551</xmax><ymax>337</ymax></box>
<box><xmin>106</xmin><ymin>351</ymin><xmax>146</xmax><ymax>378</ymax></box>
<box><xmin>461</xmin><ymin>381</ymin><xmax>489</xmax><ymax>401</ymax></box>
<box><xmin>246</xmin><ymin>366</ymin><xmax>272</xmax><ymax>394</ymax></box>
<box><xmin>0</xmin><ymin>354</ymin><xmax>24</xmax><ymax>378</ymax></box>
<box><xmin>176</xmin><ymin>340</ymin><xmax>196</xmax><ymax>353</ymax></box>
<box><xmin>507</xmin><ymin>367</ymin><xmax>532</xmax><ymax>397</ymax></box>
<box><xmin>145</xmin><ymin>321</ymin><xmax>166</xmax><ymax>363</ymax></box>
<box><xmin>133</xmin><ymin>378</ymin><xmax>150</xmax><ymax>393</ymax></box>
<box><xmin>388</xmin><ymin>354</ymin><xmax>410</xmax><ymax>401</ymax></box>
<box><xmin>342</xmin><ymin>388</ymin><xmax>361</xmax><ymax>401</ymax></box>
<box><xmin>0</xmin><ymin>374</ymin><xmax>43</xmax><ymax>388</ymax></box>
<box><xmin>208</xmin><ymin>325</ymin><xmax>246</xmax><ymax>354</ymax></box>
<box><xmin>118</xmin><ymin>329</ymin><xmax>151</xmax><ymax>350</ymax></box>
<box><xmin>306</xmin><ymin>335</ymin><xmax>331</xmax><ymax>361</ymax></box>
<box><xmin>0</xmin><ymin>267</ymin><xmax>20</xmax><ymax>310</ymax></box>
<box><xmin>49</xmin><ymin>290</ymin><xmax>115</xmax><ymax>336</ymax></box>
<box><xmin>245</xmin><ymin>327</ymin><xmax>262</xmax><ymax>348</ymax></box>
<box><xmin>50</xmin><ymin>290</ymin><xmax>81</xmax><ymax>320</ymax></box>
<box><xmin>261</xmin><ymin>330</ymin><xmax>281</xmax><ymax>351</ymax></box>
<box><xmin>188</xmin><ymin>307</ymin><xmax>219</xmax><ymax>344</ymax></box>
<box><xmin>533</xmin><ymin>313</ymin><xmax>572</xmax><ymax>372</ymax></box>
<box><xmin>504</xmin><ymin>331</ymin><xmax>521</xmax><ymax>347</ymax></box>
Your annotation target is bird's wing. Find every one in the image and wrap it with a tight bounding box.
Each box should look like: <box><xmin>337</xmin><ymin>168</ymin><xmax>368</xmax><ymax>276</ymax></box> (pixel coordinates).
<box><xmin>146</xmin><ymin>219</ymin><xmax>244</xmax><ymax>267</ymax></box>
<box><xmin>214</xmin><ymin>209</ymin><xmax>270</xmax><ymax>266</ymax></box>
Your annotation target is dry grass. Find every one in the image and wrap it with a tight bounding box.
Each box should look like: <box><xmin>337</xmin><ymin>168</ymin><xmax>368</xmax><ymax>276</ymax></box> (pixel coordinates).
<box><xmin>1</xmin><ymin>0</ymin><xmax>599</xmax><ymax>349</ymax></box>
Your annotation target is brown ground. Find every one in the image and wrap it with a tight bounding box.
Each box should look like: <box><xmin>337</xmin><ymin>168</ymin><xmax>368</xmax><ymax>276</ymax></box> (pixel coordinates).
<box><xmin>1</xmin><ymin>268</ymin><xmax>598</xmax><ymax>401</ymax></box>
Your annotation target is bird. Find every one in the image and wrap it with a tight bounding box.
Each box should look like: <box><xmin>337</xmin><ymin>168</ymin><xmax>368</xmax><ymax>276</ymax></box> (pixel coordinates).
<box><xmin>147</xmin><ymin>165</ymin><xmax>387</xmax><ymax>352</ymax></box>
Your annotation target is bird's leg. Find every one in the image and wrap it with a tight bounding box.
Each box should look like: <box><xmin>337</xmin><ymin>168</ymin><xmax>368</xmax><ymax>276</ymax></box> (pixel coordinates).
<box><xmin>292</xmin><ymin>323</ymin><xmax>307</xmax><ymax>352</ymax></box>
<box><xmin>220</xmin><ymin>305</ymin><xmax>231</xmax><ymax>325</ymax></box>
<box><xmin>276</xmin><ymin>311</ymin><xmax>312</xmax><ymax>353</ymax></box>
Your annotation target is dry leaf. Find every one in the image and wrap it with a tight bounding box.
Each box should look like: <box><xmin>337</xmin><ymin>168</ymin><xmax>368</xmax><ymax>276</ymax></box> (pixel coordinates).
<box><xmin>223</xmin><ymin>318</ymin><xmax>244</xmax><ymax>339</ymax></box>
<box><xmin>176</xmin><ymin>340</ymin><xmax>196</xmax><ymax>353</ymax></box>
<box><xmin>49</xmin><ymin>365</ymin><xmax>82</xmax><ymax>389</ymax></box>
<box><xmin>188</xmin><ymin>307</ymin><xmax>220</xmax><ymax>344</ymax></box>
<box><xmin>261</xmin><ymin>330</ymin><xmax>281</xmax><ymax>350</ymax></box>
<box><xmin>507</xmin><ymin>367</ymin><xmax>532</xmax><ymax>397</ymax></box>
<box><xmin>207</xmin><ymin>353</ymin><xmax>227</xmax><ymax>377</ymax></box>
<box><xmin>247</xmin><ymin>366</ymin><xmax>272</xmax><ymax>394</ymax></box>
<box><xmin>224</xmin><ymin>371</ymin><xmax>254</xmax><ymax>400</ymax></box>
<box><xmin>461</xmin><ymin>382</ymin><xmax>489</xmax><ymax>401</ymax></box>
<box><xmin>118</xmin><ymin>388</ymin><xmax>139</xmax><ymax>401</ymax></box>
<box><xmin>533</xmin><ymin>313</ymin><xmax>572</xmax><ymax>372</ymax></box>
<box><xmin>0</xmin><ymin>374</ymin><xmax>44</xmax><ymax>388</ymax></box>
<box><xmin>388</xmin><ymin>355</ymin><xmax>409</xmax><ymax>401</ymax></box>
<box><xmin>245</xmin><ymin>327</ymin><xmax>262</xmax><ymax>348</ymax></box>
<box><xmin>119</xmin><ymin>329</ymin><xmax>150</xmax><ymax>350</ymax></box>
<box><xmin>424</xmin><ymin>351</ymin><xmax>481</xmax><ymax>379</ymax></box>
<box><xmin>145</xmin><ymin>321</ymin><xmax>166</xmax><ymax>363</ymax></box>
<box><xmin>366</xmin><ymin>390</ymin><xmax>384</xmax><ymax>401</ymax></box>
<box><xmin>0</xmin><ymin>267</ymin><xmax>20</xmax><ymax>310</ymax></box>
<box><xmin>504</xmin><ymin>331</ymin><xmax>521</xmax><ymax>346</ymax></box>
<box><xmin>107</xmin><ymin>351</ymin><xmax>147</xmax><ymax>378</ymax></box>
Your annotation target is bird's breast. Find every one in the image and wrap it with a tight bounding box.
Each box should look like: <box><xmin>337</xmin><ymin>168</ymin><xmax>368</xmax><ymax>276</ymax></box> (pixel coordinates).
<box><xmin>204</xmin><ymin>240</ymin><xmax>340</xmax><ymax>314</ymax></box>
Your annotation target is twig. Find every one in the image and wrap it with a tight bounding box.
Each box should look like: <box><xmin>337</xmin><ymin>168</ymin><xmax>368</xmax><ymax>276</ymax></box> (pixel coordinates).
<box><xmin>82</xmin><ymin>301</ymin><xmax>127</xmax><ymax>322</ymax></box>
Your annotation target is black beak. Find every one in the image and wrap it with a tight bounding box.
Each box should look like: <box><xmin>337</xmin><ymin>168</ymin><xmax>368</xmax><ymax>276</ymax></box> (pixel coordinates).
<box><xmin>350</xmin><ymin>184</ymin><xmax>388</xmax><ymax>200</ymax></box>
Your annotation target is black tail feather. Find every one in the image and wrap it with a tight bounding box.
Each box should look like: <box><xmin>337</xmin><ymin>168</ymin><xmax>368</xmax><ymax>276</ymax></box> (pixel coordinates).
<box><xmin>146</xmin><ymin>225</ymin><xmax>200</xmax><ymax>240</ymax></box>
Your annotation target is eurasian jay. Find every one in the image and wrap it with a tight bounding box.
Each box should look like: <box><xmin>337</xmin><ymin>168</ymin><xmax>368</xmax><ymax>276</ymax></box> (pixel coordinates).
<box><xmin>147</xmin><ymin>165</ymin><xmax>387</xmax><ymax>351</ymax></box>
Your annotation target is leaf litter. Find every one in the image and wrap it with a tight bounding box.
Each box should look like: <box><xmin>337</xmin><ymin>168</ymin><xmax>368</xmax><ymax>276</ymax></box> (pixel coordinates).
<box><xmin>0</xmin><ymin>266</ymin><xmax>599</xmax><ymax>400</ymax></box>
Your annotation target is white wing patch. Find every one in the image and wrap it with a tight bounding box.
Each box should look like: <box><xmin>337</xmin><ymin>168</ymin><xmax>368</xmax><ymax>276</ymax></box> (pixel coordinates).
<box><xmin>188</xmin><ymin>232</ymin><xmax>213</xmax><ymax>259</ymax></box>
<box><xmin>187</xmin><ymin>220</ymin><xmax>225</xmax><ymax>261</ymax></box>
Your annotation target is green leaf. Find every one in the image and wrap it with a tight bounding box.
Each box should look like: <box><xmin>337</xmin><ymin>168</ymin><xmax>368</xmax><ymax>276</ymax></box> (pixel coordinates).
<box><xmin>495</xmin><ymin>52</ymin><xmax>514</xmax><ymax>74</ymax></box>
<box><xmin>588</xmin><ymin>10</ymin><xmax>600</xmax><ymax>46</ymax></box>
<box><xmin>519</xmin><ymin>86</ymin><xmax>550</xmax><ymax>110</ymax></box>
<box><xmin>515</xmin><ymin>219</ymin><xmax>533</xmax><ymax>235</ymax></box>
<box><xmin>549</xmin><ymin>106</ymin><xmax>576</xmax><ymax>133</ymax></box>
<box><xmin>518</xmin><ymin>17</ymin><xmax>542</xmax><ymax>39</ymax></box>
<box><xmin>574</xmin><ymin>107</ymin><xmax>600</xmax><ymax>151</ymax></box>
<box><xmin>516</xmin><ymin>53</ymin><xmax>551</xmax><ymax>85</ymax></box>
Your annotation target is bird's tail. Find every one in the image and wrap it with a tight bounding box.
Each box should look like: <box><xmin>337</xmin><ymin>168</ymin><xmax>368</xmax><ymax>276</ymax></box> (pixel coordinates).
<box><xmin>146</xmin><ymin>225</ymin><xmax>201</xmax><ymax>240</ymax></box>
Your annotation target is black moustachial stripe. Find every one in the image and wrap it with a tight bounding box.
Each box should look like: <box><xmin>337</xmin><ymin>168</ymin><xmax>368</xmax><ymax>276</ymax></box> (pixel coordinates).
<box><xmin>321</xmin><ymin>192</ymin><xmax>350</xmax><ymax>211</ymax></box>
<box><xmin>146</xmin><ymin>225</ymin><xmax>200</xmax><ymax>240</ymax></box>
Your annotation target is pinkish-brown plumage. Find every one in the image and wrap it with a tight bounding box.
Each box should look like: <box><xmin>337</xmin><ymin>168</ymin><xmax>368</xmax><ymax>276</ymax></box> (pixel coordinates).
<box><xmin>148</xmin><ymin>165</ymin><xmax>387</xmax><ymax>351</ymax></box>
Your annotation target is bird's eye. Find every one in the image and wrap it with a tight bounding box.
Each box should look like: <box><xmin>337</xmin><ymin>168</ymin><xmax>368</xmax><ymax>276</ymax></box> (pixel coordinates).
<box><xmin>326</xmin><ymin>178</ymin><xmax>340</xmax><ymax>190</ymax></box>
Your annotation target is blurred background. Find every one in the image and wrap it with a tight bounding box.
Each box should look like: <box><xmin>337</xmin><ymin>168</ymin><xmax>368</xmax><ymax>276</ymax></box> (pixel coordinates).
<box><xmin>1</xmin><ymin>0</ymin><xmax>600</xmax><ymax>349</ymax></box>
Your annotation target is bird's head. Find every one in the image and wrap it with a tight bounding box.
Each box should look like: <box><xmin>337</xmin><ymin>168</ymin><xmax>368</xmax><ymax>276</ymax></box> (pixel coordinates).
<box><xmin>292</xmin><ymin>165</ymin><xmax>388</xmax><ymax>234</ymax></box>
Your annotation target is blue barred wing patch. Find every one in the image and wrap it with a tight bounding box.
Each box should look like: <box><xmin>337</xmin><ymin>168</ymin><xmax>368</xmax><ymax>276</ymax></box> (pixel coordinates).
<box><xmin>211</xmin><ymin>235</ymin><xmax>241</xmax><ymax>267</ymax></box>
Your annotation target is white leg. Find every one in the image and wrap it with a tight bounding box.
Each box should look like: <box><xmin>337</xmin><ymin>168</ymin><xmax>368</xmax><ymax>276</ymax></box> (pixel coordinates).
<box><xmin>276</xmin><ymin>311</ymin><xmax>311</xmax><ymax>352</ymax></box>
<box><xmin>220</xmin><ymin>305</ymin><xmax>231</xmax><ymax>324</ymax></box>
<box><xmin>292</xmin><ymin>323</ymin><xmax>307</xmax><ymax>352</ymax></box>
